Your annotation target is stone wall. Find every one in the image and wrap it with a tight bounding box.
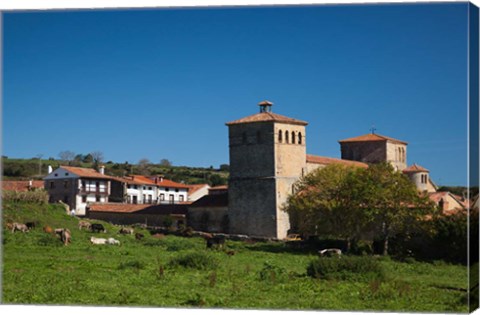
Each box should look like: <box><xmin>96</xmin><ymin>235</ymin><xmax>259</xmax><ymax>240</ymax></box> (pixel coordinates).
<box><xmin>188</xmin><ymin>207</ymin><xmax>229</xmax><ymax>233</ymax></box>
<box><xmin>340</xmin><ymin>141</ymin><xmax>386</xmax><ymax>163</ymax></box>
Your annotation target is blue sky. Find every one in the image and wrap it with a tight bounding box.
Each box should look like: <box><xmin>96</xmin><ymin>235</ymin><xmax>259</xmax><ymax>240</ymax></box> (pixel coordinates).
<box><xmin>2</xmin><ymin>3</ymin><xmax>471</xmax><ymax>185</ymax></box>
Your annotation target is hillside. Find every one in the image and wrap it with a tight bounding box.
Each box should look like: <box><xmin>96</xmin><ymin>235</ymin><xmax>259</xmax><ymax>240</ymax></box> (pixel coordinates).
<box><xmin>1</xmin><ymin>200</ymin><xmax>470</xmax><ymax>311</ymax></box>
<box><xmin>1</xmin><ymin>157</ymin><xmax>229</xmax><ymax>186</ymax></box>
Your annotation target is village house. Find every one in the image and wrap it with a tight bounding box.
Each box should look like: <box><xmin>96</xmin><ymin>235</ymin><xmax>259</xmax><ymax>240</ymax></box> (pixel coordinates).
<box><xmin>43</xmin><ymin>165</ymin><xmax>111</xmax><ymax>216</ymax></box>
<box><xmin>186</xmin><ymin>183</ymin><xmax>211</xmax><ymax>202</ymax></box>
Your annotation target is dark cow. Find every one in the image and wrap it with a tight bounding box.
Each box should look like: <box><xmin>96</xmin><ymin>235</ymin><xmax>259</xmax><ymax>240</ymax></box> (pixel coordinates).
<box><xmin>25</xmin><ymin>222</ymin><xmax>37</xmax><ymax>230</ymax></box>
<box><xmin>206</xmin><ymin>235</ymin><xmax>225</xmax><ymax>249</ymax></box>
<box><xmin>135</xmin><ymin>233</ymin><xmax>144</xmax><ymax>240</ymax></box>
<box><xmin>91</xmin><ymin>223</ymin><xmax>106</xmax><ymax>233</ymax></box>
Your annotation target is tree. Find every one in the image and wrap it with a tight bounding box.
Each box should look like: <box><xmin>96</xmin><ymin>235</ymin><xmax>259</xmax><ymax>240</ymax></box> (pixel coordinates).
<box><xmin>361</xmin><ymin>163</ymin><xmax>435</xmax><ymax>255</ymax></box>
<box><xmin>82</xmin><ymin>153</ymin><xmax>94</xmax><ymax>163</ymax></box>
<box><xmin>219</xmin><ymin>164</ymin><xmax>230</xmax><ymax>172</ymax></box>
<box><xmin>137</xmin><ymin>158</ymin><xmax>151</xmax><ymax>175</ymax></box>
<box><xmin>91</xmin><ymin>151</ymin><xmax>104</xmax><ymax>170</ymax></box>
<box><xmin>285</xmin><ymin>164</ymin><xmax>371</xmax><ymax>250</ymax></box>
<box><xmin>58</xmin><ymin>151</ymin><xmax>75</xmax><ymax>164</ymax></box>
<box><xmin>285</xmin><ymin>163</ymin><xmax>435</xmax><ymax>255</ymax></box>
<box><xmin>160</xmin><ymin>159</ymin><xmax>172</xmax><ymax>167</ymax></box>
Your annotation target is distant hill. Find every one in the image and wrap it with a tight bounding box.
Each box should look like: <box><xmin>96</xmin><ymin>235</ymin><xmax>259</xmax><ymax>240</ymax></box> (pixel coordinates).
<box><xmin>1</xmin><ymin>157</ymin><xmax>229</xmax><ymax>186</ymax></box>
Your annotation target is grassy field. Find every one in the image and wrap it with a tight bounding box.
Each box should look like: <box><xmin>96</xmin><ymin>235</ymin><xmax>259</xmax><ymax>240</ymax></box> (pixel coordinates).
<box><xmin>1</xmin><ymin>201</ymin><xmax>469</xmax><ymax>312</ymax></box>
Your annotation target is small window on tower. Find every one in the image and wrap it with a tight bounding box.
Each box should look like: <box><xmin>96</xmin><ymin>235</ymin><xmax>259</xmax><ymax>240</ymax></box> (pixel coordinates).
<box><xmin>298</xmin><ymin>132</ymin><xmax>302</xmax><ymax>144</ymax></box>
<box><xmin>285</xmin><ymin>130</ymin><xmax>289</xmax><ymax>144</ymax></box>
<box><xmin>278</xmin><ymin>130</ymin><xmax>283</xmax><ymax>143</ymax></box>
<box><xmin>291</xmin><ymin>131</ymin><xmax>296</xmax><ymax>144</ymax></box>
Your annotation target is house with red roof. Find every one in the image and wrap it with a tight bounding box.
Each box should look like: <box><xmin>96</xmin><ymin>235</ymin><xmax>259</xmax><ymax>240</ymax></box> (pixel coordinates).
<box><xmin>44</xmin><ymin>165</ymin><xmax>112</xmax><ymax>216</ymax></box>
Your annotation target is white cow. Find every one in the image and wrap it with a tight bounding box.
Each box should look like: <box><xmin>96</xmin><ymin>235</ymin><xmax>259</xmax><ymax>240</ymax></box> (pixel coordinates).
<box><xmin>90</xmin><ymin>237</ymin><xmax>107</xmax><ymax>245</ymax></box>
<box><xmin>107</xmin><ymin>238</ymin><xmax>121</xmax><ymax>245</ymax></box>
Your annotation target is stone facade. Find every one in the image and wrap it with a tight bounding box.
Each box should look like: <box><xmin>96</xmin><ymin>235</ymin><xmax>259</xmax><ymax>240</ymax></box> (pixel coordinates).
<box><xmin>226</xmin><ymin>104</ymin><xmax>307</xmax><ymax>239</ymax></box>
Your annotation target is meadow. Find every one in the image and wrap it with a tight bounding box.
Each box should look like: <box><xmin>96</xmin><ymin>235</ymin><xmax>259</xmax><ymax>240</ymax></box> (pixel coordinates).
<box><xmin>1</xmin><ymin>201</ymin><xmax>469</xmax><ymax>312</ymax></box>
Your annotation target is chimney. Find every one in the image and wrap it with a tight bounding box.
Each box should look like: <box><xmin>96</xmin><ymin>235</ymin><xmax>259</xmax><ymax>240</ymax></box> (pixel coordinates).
<box><xmin>48</xmin><ymin>165</ymin><xmax>53</xmax><ymax>174</ymax></box>
<box><xmin>258</xmin><ymin>100</ymin><xmax>273</xmax><ymax>113</ymax></box>
<box><xmin>99</xmin><ymin>165</ymin><xmax>105</xmax><ymax>175</ymax></box>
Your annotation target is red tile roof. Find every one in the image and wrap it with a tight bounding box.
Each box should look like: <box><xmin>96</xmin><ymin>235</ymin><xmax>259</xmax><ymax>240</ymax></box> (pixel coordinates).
<box><xmin>338</xmin><ymin>133</ymin><xmax>408</xmax><ymax>145</ymax></box>
<box><xmin>306</xmin><ymin>154</ymin><xmax>369</xmax><ymax>168</ymax></box>
<box><xmin>187</xmin><ymin>184</ymin><xmax>210</xmax><ymax>195</ymax></box>
<box><xmin>403</xmin><ymin>164</ymin><xmax>429</xmax><ymax>173</ymax></box>
<box><xmin>157</xmin><ymin>178</ymin><xmax>189</xmax><ymax>189</ymax></box>
<box><xmin>111</xmin><ymin>175</ymin><xmax>189</xmax><ymax>189</ymax></box>
<box><xmin>87</xmin><ymin>203</ymin><xmax>188</xmax><ymax>215</ymax></box>
<box><xmin>61</xmin><ymin>166</ymin><xmax>112</xmax><ymax>179</ymax></box>
<box><xmin>209</xmin><ymin>185</ymin><xmax>228</xmax><ymax>191</ymax></box>
<box><xmin>226</xmin><ymin>112</ymin><xmax>308</xmax><ymax>126</ymax></box>
<box><xmin>1</xmin><ymin>180</ymin><xmax>44</xmax><ymax>192</ymax></box>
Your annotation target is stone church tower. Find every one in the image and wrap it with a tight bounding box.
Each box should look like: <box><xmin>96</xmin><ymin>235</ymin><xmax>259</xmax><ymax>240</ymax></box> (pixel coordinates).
<box><xmin>226</xmin><ymin>101</ymin><xmax>308</xmax><ymax>239</ymax></box>
<box><xmin>338</xmin><ymin>133</ymin><xmax>408</xmax><ymax>171</ymax></box>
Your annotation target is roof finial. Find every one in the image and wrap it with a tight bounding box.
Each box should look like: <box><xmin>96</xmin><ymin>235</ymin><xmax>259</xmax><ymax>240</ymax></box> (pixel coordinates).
<box><xmin>258</xmin><ymin>100</ymin><xmax>273</xmax><ymax>113</ymax></box>
<box><xmin>370</xmin><ymin>124</ymin><xmax>376</xmax><ymax>134</ymax></box>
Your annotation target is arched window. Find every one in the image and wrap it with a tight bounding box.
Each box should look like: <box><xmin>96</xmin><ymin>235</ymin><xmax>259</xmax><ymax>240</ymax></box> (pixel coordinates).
<box><xmin>278</xmin><ymin>130</ymin><xmax>283</xmax><ymax>143</ymax></box>
<box><xmin>398</xmin><ymin>148</ymin><xmax>402</xmax><ymax>162</ymax></box>
<box><xmin>285</xmin><ymin>130</ymin><xmax>289</xmax><ymax>144</ymax></box>
<box><xmin>298</xmin><ymin>132</ymin><xmax>302</xmax><ymax>145</ymax></box>
<box><xmin>424</xmin><ymin>174</ymin><xmax>428</xmax><ymax>183</ymax></box>
<box><xmin>291</xmin><ymin>131</ymin><xmax>296</xmax><ymax>144</ymax></box>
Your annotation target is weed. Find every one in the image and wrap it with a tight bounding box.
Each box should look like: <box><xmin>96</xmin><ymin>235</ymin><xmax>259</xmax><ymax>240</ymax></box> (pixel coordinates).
<box><xmin>118</xmin><ymin>260</ymin><xmax>145</xmax><ymax>270</ymax></box>
<box><xmin>307</xmin><ymin>256</ymin><xmax>385</xmax><ymax>281</ymax></box>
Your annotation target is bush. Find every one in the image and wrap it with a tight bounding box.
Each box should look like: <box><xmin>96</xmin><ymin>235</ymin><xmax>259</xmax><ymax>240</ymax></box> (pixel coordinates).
<box><xmin>307</xmin><ymin>256</ymin><xmax>385</xmax><ymax>281</ymax></box>
<box><xmin>169</xmin><ymin>252</ymin><xmax>219</xmax><ymax>270</ymax></box>
<box><xmin>258</xmin><ymin>262</ymin><xmax>287</xmax><ymax>282</ymax></box>
<box><xmin>37</xmin><ymin>234</ymin><xmax>62</xmax><ymax>247</ymax></box>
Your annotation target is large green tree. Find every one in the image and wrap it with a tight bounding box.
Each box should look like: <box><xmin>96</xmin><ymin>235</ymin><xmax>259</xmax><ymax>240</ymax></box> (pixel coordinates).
<box><xmin>285</xmin><ymin>163</ymin><xmax>435</xmax><ymax>255</ymax></box>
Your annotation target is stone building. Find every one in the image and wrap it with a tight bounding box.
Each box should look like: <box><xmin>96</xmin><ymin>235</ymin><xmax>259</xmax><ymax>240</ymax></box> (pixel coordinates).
<box><xmin>339</xmin><ymin>133</ymin><xmax>408</xmax><ymax>171</ymax></box>
<box><xmin>226</xmin><ymin>101</ymin><xmax>308</xmax><ymax>239</ymax></box>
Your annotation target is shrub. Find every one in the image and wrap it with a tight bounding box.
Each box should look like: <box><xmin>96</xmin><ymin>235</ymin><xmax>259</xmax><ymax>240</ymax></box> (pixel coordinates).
<box><xmin>37</xmin><ymin>234</ymin><xmax>62</xmax><ymax>247</ymax></box>
<box><xmin>258</xmin><ymin>261</ymin><xmax>287</xmax><ymax>282</ymax></box>
<box><xmin>307</xmin><ymin>256</ymin><xmax>384</xmax><ymax>281</ymax></box>
<box><xmin>169</xmin><ymin>252</ymin><xmax>219</xmax><ymax>270</ymax></box>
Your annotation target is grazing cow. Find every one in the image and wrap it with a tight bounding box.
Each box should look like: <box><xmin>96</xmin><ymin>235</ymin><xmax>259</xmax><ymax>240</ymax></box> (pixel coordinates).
<box><xmin>61</xmin><ymin>229</ymin><xmax>71</xmax><ymax>246</ymax></box>
<box><xmin>25</xmin><ymin>222</ymin><xmax>37</xmax><ymax>230</ymax></box>
<box><xmin>319</xmin><ymin>248</ymin><xmax>342</xmax><ymax>257</ymax></box>
<box><xmin>43</xmin><ymin>225</ymin><xmax>53</xmax><ymax>234</ymax></box>
<box><xmin>206</xmin><ymin>235</ymin><xmax>225</xmax><ymax>249</ymax></box>
<box><xmin>90</xmin><ymin>237</ymin><xmax>107</xmax><ymax>245</ymax></box>
<box><xmin>135</xmin><ymin>233</ymin><xmax>144</xmax><ymax>240</ymax></box>
<box><xmin>5</xmin><ymin>222</ymin><xmax>13</xmax><ymax>231</ymax></box>
<box><xmin>226</xmin><ymin>250</ymin><xmax>236</xmax><ymax>256</ymax></box>
<box><xmin>107</xmin><ymin>238</ymin><xmax>120</xmax><ymax>245</ymax></box>
<box><xmin>11</xmin><ymin>223</ymin><xmax>28</xmax><ymax>233</ymax></box>
<box><xmin>78</xmin><ymin>221</ymin><xmax>92</xmax><ymax>231</ymax></box>
<box><xmin>91</xmin><ymin>223</ymin><xmax>106</xmax><ymax>233</ymax></box>
<box><xmin>119</xmin><ymin>227</ymin><xmax>134</xmax><ymax>235</ymax></box>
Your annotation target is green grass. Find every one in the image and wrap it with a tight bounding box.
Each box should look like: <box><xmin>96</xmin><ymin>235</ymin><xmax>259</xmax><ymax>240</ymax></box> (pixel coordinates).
<box><xmin>1</xmin><ymin>201</ymin><xmax>469</xmax><ymax>311</ymax></box>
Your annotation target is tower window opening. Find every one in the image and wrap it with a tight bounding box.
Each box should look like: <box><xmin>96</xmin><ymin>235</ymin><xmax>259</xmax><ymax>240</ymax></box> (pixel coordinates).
<box><xmin>298</xmin><ymin>132</ymin><xmax>302</xmax><ymax>144</ymax></box>
<box><xmin>291</xmin><ymin>131</ymin><xmax>296</xmax><ymax>144</ymax></box>
<box><xmin>278</xmin><ymin>130</ymin><xmax>283</xmax><ymax>143</ymax></box>
<box><xmin>285</xmin><ymin>130</ymin><xmax>289</xmax><ymax>144</ymax></box>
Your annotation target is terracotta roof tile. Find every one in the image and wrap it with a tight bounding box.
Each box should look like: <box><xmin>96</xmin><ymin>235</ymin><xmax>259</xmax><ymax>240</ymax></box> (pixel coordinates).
<box><xmin>1</xmin><ymin>180</ymin><xmax>44</xmax><ymax>192</ymax></box>
<box><xmin>209</xmin><ymin>185</ymin><xmax>228</xmax><ymax>191</ymax></box>
<box><xmin>306</xmin><ymin>154</ymin><xmax>369</xmax><ymax>168</ymax></box>
<box><xmin>87</xmin><ymin>203</ymin><xmax>188</xmax><ymax>215</ymax></box>
<box><xmin>403</xmin><ymin>164</ymin><xmax>429</xmax><ymax>173</ymax></box>
<box><xmin>338</xmin><ymin>133</ymin><xmax>408</xmax><ymax>145</ymax></box>
<box><xmin>187</xmin><ymin>184</ymin><xmax>210</xmax><ymax>195</ymax></box>
<box><xmin>226</xmin><ymin>112</ymin><xmax>308</xmax><ymax>126</ymax></box>
<box><xmin>61</xmin><ymin>166</ymin><xmax>112</xmax><ymax>179</ymax></box>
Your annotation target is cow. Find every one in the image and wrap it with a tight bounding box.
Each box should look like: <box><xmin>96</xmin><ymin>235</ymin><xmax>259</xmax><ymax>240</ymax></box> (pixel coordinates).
<box><xmin>119</xmin><ymin>227</ymin><xmax>134</xmax><ymax>235</ymax></box>
<box><xmin>91</xmin><ymin>223</ymin><xmax>106</xmax><ymax>233</ymax></box>
<box><xmin>11</xmin><ymin>223</ymin><xmax>28</xmax><ymax>233</ymax></box>
<box><xmin>43</xmin><ymin>225</ymin><xmax>53</xmax><ymax>234</ymax></box>
<box><xmin>135</xmin><ymin>233</ymin><xmax>144</xmax><ymax>240</ymax></box>
<box><xmin>61</xmin><ymin>229</ymin><xmax>71</xmax><ymax>246</ymax></box>
<box><xmin>5</xmin><ymin>222</ymin><xmax>13</xmax><ymax>231</ymax></box>
<box><xmin>90</xmin><ymin>237</ymin><xmax>107</xmax><ymax>245</ymax></box>
<box><xmin>319</xmin><ymin>248</ymin><xmax>342</xmax><ymax>257</ymax></box>
<box><xmin>25</xmin><ymin>222</ymin><xmax>37</xmax><ymax>230</ymax></box>
<box><xmin>107</xmin><ymin>238</ymin><xmax>120</xmax><ymax>245</ymax></box>
<box><xmin>206</xmin><ymin>235</ymin><xmax>225</xmax><ymax>249</ymax></box>
<box><xmin>78</xmin><ymin>221</ymin><xmax>92</xmax><ymax>231</ymax></box>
